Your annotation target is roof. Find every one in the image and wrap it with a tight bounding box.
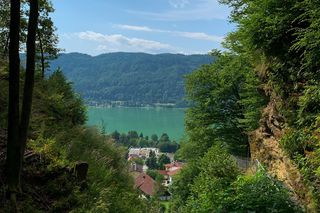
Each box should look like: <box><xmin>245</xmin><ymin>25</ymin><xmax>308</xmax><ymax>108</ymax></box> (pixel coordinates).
<box><xmin>167</xmin><ymin>169</ymin><xmax>181</xmax><ymax>176</ymax></box>
<box><xmin>158</xmin><ymin>170</ymin><xmax>168</xmax><ymax>175</ymax></box>
<box><xmin>134</xmin><ymin>173</ymin><xmax>156</xmax><ymax>196</ymax></box>
<box><xmin>128</xmin><ymin>148</ymin><xmax>159</xmax><ymax>158</ymax></box>
<box><xmin>165</xmin><ymin>161</ymin><xmax>184</xmax><ymax>169</ymax></box>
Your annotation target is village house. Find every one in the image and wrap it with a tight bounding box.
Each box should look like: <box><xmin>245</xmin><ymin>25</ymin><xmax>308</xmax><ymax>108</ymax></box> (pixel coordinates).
<box><xmin>128</xmin><ymin>147</ymin><xmax>160</xmax><ymax>160</ymax></box>
<box><xmin>129</xmin><ymin>162</ymin><xmax>144</xmax><ymax>173</ymax></box>
<box><xmin>158</xmin><ymin>161</ymin><xmax>184</xmax><ymax>186</ymax></box>
<box><xmin>134</xmin><ymin>173</ymin><xmax>156</xmax><ymax>198</ymax></box>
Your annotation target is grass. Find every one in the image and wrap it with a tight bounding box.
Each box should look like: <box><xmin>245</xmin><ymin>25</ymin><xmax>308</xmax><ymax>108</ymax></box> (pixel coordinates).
<box><xmin>160</xmin><ymin>201</ymin><xmax>170</xmax><ymax>213</ymax></box>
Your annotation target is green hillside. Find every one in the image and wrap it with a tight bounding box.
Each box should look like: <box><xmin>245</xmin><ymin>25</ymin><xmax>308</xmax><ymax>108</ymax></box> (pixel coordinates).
<box><xmin>50</xmin><ymin>52</ymin><xmax>214</xmax><ymax>106</ymax></box>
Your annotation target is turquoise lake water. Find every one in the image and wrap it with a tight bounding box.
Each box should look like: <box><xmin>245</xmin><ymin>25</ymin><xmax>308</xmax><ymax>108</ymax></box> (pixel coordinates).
<box><xmin>86</xmin><ymin>107</ymin><xmax>185</xmax><ymax>141</ymax></box>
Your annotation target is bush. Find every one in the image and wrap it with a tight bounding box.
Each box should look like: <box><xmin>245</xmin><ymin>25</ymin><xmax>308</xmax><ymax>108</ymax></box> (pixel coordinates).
<box><xmin>53</xmin><ymin>127</ymin><xmax>148</xmax><ymax>212</ymax></box>
<box><xmin>226</xmin><ymin>170</ymin><xmax>301</xmax><ymax>212</ymax></box>
<box><xmin>280</xmin><ymin>128</ymin><xmax>314</xmax><ymax>158</ymax></box>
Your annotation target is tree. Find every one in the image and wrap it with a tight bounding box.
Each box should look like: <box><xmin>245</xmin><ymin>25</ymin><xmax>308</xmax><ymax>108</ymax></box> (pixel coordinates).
<box><xmin>0</xmin><ymin>0</ymin><xmax>10</xmax><ymax>56</ymax></box>
<box><xmin>20</xmin><ymin>0</ymin><xmax>39</xmax><ymax>159</ymax></box>
<box><xmin>127</xmin><ymin>130</ymin><xmax>138</xmax><ymax>139</ymax></box>
<box><xmin>181</xmin><ymin>53</ymin><xmax>254</xmax><ymax>159</ymax></box>
<box><xmin>151</xmin><ymin>134</ymin><xmax>158</xmax><ymax>142</ymax></box>
<box><xmin>138</xmin><ymin>138</ymin><xmax>149</xmax><ymax>148</ymax></box>
<box><xmin>111</xmin><ymin>130</ymin><xmax>120</xmax><ymax>141</ymax></box>
<box><xmin>0</xmin><ymin>0</ymin><xmax>59</xmax><ymax>75</ymax></box>
<box><xmin>37</xmin><ymin>0</ymin><xmax>60</xmax><ymax>78</ymax></box>
<box><xmin>6</xmin><ymin>0</ymin><xmax>21</xmax><ymax>206</ymax></box>
<box><xmin>159</xmin><ymin>133</ymin><xmax>169</xmax><ymax>143</ymax></box>
<box><xmin>158</xmin><ymin>154</ymin><xmax>170</xmax><ymax>169</ymax></box>
<box><xmin>157</xmin><ymin>141</ymin><xmax>179</xmax><ymax>153</ymax></box>
<box><xmin>6</xmin><ymin>0</ymin><xmax>39</xmax><ymax>209</ymax></box>
<box><xmin>145</xmin><ymin>151</ymin><xmax>158</xmax><ymax>170</ymax></box>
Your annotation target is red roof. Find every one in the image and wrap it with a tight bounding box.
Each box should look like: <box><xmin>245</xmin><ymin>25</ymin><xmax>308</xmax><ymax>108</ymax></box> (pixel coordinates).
<box><xmin>158</xmin><ymin>170</ymin><xmax>168</xmax><ymax>175</ymax></box>
<box><xmin>165</xmin><ymin>161</ymin><xmax>184</xmax><ymax>169</ymax></box>
<box><xmin>134</xmin><ymin>173</ymin><xmax>156</xmax><ymax>196</ymax></box>
<box><xmin>167</xmin><ymin>168</ymin><xmax>181</xmax><ymax>176</ymax></box>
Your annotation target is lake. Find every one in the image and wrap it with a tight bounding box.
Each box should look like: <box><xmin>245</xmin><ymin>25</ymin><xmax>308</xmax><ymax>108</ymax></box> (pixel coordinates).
<box><xmin>86</xmin><ymin>106</ymin><xmax>185</xmax><ymax>141</ymax></box>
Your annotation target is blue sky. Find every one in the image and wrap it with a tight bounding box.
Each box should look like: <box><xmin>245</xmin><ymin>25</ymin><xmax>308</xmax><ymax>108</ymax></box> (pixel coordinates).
<box><xmin>51</xmin><ymin>0</ymin><xmax>235</xmax><ymax>55</ymax></box>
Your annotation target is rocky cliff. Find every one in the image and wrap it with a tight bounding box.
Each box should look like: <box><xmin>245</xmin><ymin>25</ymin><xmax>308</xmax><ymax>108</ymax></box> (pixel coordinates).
<box><xmin>249</xmin><ymin>98</ymin><xmax>315</xmax><ymax>211</ymax></box>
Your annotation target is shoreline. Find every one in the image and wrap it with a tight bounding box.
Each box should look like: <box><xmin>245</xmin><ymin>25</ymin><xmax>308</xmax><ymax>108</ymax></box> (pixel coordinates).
<box><xmin>86</xmin><ymin>105</ymin><xmax>188</xmax><ymax>110</ymax></box>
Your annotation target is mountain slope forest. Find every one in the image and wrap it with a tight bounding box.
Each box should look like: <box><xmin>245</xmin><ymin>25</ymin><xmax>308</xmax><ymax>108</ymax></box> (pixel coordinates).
<box><xmin>49</xmin><ymin>52</ymin><xmax>213</xmax><ymax>106</ymax></box>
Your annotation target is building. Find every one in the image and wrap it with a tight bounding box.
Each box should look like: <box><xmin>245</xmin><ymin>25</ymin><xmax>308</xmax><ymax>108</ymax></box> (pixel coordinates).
<box><xmin>134</xmin><ymin>173</ymin><xmax>156</xmax><ymax>198</ymax></box>
<box><xmin>128</xmin><ymin>147</ymin><xmax>160</xmax><ymax>160</ymax></box>
<box><xmin>158</xmin><ymin>161</ymin><xmax>185</xmax><ymax>186</ymax></box>
<box><xmin>129</xmin><ymin>162</ymin><xmax>143</xmax><ymax>173</ymax></box>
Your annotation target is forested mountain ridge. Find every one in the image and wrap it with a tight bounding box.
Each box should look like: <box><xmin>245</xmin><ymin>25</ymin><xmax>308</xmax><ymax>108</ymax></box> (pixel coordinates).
<box><xmin>49</xmin><ymin>52</ymin><xmax>214</xmax><ymax>106</ymax></box>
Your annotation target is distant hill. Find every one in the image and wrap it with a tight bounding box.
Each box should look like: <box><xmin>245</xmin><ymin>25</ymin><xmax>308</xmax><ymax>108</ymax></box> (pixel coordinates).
<box><xmin>50</xmin><ymin>52</ymin><xmax>214</xmax><ymax>106</ymax></box>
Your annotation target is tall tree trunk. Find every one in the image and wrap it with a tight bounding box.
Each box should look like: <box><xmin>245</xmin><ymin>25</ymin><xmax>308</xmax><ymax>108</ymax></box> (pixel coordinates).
<box><xmin>6</xmin><ymin>0</ymin><xmax>21</xmax><ymax>208</ymax></box>
<box><xmin>3</xmin><ymin>32</ymin><xmax>10</xmax><ymax>56</ymax></box>
<box><xmin>20</xmin><ymin>0</ymin><xmax>39</xmax><ymax>159</ymax></box>
<box><xmin>38</xmin><ymin>30</ymin><xmax>45</xmax><ymax>78</ymax></box>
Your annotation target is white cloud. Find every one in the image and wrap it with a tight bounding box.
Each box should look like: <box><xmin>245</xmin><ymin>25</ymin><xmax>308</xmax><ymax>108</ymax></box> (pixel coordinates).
<box><xmin>115</xmin><ymin>24</ymin><xmax>154</xmax><ymax>32</ymax></box>
<box><xmin>169</xmin><ymin>0</ymin><xmax>190</xmax><ymax>8</ymax></box>
<box><xmin>116</xmin><ymin>24</ymin><xmax>166</xmax><ymax>33</ymax></box>
<box><xmin>76</xmin><ymin>31</ymin><xmax>174</xmax><ymax>53</ymax></box>
<box><xmin>127</xmin><ymin>0</ymin><xmax>229</xmax><ymax>21</ymax></box>
<box><xmin>175</xmin><ymin>31</ymin><xmax>223</xmax><ymax>42</ymax></box>
<box><xmin>115</xmin><ymin>24</ymin><xmax>224</xmax><ymax>42</ymax></box>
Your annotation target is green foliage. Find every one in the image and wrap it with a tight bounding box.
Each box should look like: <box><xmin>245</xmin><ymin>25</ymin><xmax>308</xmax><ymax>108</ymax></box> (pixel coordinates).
<box><xmin>158</xmin><ymin>154</ymin><xmax>170</xmax><ymax>169</ymax></box>
<box><xmin>219</xmin><ymin>0</ymin><xmax>320</xmax><ymax>208</ymax></box>
<box><xmin>199</xmin><ymin>145</ymin><xmax>240</xmax><ymax>182</ymax></box>
<box><xmin>31</xmin><ymin>69</ymin><xmax>86</xmax><ymax>136</ymax></box>
<box><xmin>146</xmin><ymin>169</ymin><xmax>164</xmax><ymax>182</ymax></box>
<box><xmin>221</xmin><ymin>0</ymin><xmax>304</xmax><ymax>92</ymax></box>
<box><xmin>157</xmin><ymin>141</ymin><xmax>179</xmax><ymax>153</ymax></box>
<box><xmin>291</xmin><ymin>1</ymin><xmax>320</xmax><ymax>80</ymax></box>
<box><xmin>0</xmin><ymin>0</ymin><xmax>9</xmax><ymax>54</ymax></box>
<box><xmin>130</xmin><ymin>157</ymin><xmax>144</xmax><ymax>166</ymax></box>
<box><xmin>145</xmin><ymin>151</ymin><xmax>158</xmax><ymax>170</ymax></box>
<box><xmin>171</xmin><ymin>145</ymin><xmax>238</xmax><ymax>212</ymax></box>
<box><xmin>170</xmin><ymin>162</ymin><xmax>200</xmax><ymax>211</ymax></box>
<box><xmin>280</xmin><ymin>129</ymin><xmax>314</xmax><ymax>159</ymax></box>
<box><xmin>171</xmin><ymin>52</ymin><xmax>268</xmax><ymax>211</ymax></box>
<box><xmin>297</xmin><ymin>83</ymin><xmax>320</xmax><ymax>127</ymax></box>
<box><xmin>159</xmin><ymin>133</ymin><xmax>169</xmax><ymax>142</ymax></box>
<box><xmin>53</xmin><ymin>127</ymin><xmax>148</xmax><ymax>213</ymax></box>
<box><xmin>173</xmin><ymin>146</ymin><xmax>299</xmax><ymax>212</ymax></box>
<box><xmin>111</xmin><ymin>130</ymin><xmax>179</xmax><ymax>153</ymax></box>
<box><xmin>225</xmin><ymin>170</ymin><xmax>301</xmax><ymax>212</ymax></box>
<box><xmin>29</xmin><ymin>136</ymin><xmax>68</xmax><ymax>169</ymax></box>
<box><xmin>49</xmin><ymin>52</ymin><xmax>213</xmax><ymax>106</ymax></box>
<box><xmin>238</xmin><ymin>68</ymin><xmax>268</xmax><ymax>131</ymax></box>
<box><xmin>280</xmin><ymin>127</ymin><xmax>320</xmax><ymax>204</ymax></box>
<box><xmin>183</xmin><ymin>53</ymin><xmax>261</xmax><ymax>158</ymax></box>
<box><xmin>0</xmin><ymin>67</ymin><xmax>153</xmax><ymax>212</ymax></box>
<box><xmin>151</xmin><ymin>134</ymin><xmax>158</xmax><ymax>142</ymax></box>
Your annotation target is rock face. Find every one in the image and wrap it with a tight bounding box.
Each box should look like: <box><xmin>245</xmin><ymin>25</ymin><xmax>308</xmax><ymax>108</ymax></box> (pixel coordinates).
<box><xmin>249</xmin><ymin>99</ymin><xmax>313</xmax><ymax>210</ymax></box>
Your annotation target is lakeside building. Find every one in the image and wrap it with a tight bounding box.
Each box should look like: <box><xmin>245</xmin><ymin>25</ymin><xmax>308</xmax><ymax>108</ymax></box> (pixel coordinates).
<box><xmin>134</xmin><ymin>173</ymin><xmax>156</xmax><ymax>198</ymax></box>
<box><xmin>128</xmin><ymin>147</ymin><xmax>160</xmax><ymax>160</ymax></box>
<box><xmin>158</xmin><ymin>161</ymin><xmax>185</xmax><ymax>186</ymax></box>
